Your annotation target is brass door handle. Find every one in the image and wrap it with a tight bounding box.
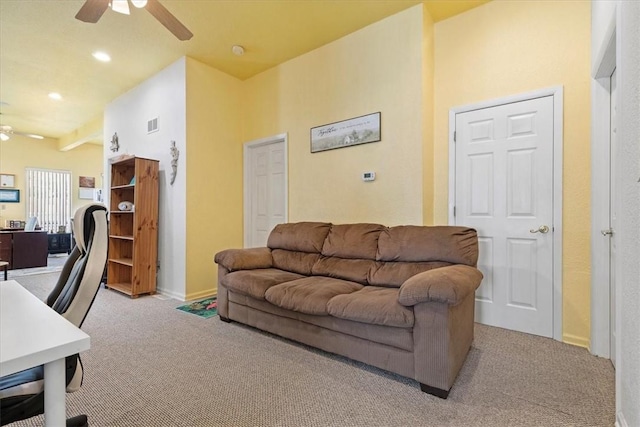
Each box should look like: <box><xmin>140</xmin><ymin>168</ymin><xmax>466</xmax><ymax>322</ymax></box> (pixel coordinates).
<box><xmin>529</xmin><ymin>225</ymin><xmax>549</xmax><ymax>234</ymax></box>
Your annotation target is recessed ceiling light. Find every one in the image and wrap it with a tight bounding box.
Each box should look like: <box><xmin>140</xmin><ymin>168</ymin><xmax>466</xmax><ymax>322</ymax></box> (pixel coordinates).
<box><xmin>48</xmin><ymin>92</ymin><xmax>63</xmax><ymax>101</ymax></box>
<box><xmin>92</xmin><ymin>51</ymin><xmax>111</xmax><ymax>62</ymax></box>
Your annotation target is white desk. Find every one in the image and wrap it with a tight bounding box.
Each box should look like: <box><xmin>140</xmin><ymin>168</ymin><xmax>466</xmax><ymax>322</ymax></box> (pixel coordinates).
<box><xmin>0</xmin><ymin>280</ymin><xmax>90</xmax><ymax>426</ymax></box>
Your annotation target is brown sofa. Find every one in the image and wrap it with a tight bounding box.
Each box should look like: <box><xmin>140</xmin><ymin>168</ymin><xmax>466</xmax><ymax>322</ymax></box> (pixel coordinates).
<box><xmin>214</xmin><ymin>222</ymin><xmax>483</xmax><ymax>398</ymax></box>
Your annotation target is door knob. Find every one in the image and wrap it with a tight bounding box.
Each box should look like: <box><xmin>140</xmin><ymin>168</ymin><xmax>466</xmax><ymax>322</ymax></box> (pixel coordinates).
<box><xmin>529</xmin><ymin>225</ymin><xmax>549</xmax><ymax>234</ymax></box>
<box><xmin>601</xmin><ymin>228</ymin><xmax>614</xmax><ymax>236</ymax></box>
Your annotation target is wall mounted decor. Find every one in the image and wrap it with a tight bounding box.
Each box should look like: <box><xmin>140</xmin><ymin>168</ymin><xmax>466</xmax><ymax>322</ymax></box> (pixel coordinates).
<box><xmin>79</xmin><ymin>188</ymin><xmax>94</xmax><ymax>200</ymax></box>
<box><xmin>170</xmin><ymin>140</ymin><xmax>179</xmax><ymax>185</ymax></box>
<box><xmin>79</xmin><ymin>176</ymin><xmax>95</xmax><ymax>188</ymax></box>
<box><xmin>0</xmin><ymin>189</ymin><xmax>20</xmax><ymax>203</ymax></box>
<box><xmin>310</xmin><ymin>112</ymin><xmax>381</xmax><ymax>153</ymax></box>
<box><xmin>0</xmin><ymin>174</ymin><xmax>15</xmax><ymax>188</ymax></box>
<box><xmin>110</xmin><ymin>132</ymin><xmax>119</xmax><ymax>152</ymax></box>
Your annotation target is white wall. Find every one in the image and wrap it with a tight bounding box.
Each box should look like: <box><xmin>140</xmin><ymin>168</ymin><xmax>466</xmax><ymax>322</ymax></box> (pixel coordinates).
<box><xmin>103</xmin><ymin>57</ymin><xmax>187</xmax><ymax>299</ymax></box>
<box><xmin>592</xmin><ymin>1</ymin><xmax>640</xmax><ymax>425</ymax></box>
<box><xmin>617</xmin><ymin>1</ymin><xmax>640</xmax><ymax>425</ymax></box>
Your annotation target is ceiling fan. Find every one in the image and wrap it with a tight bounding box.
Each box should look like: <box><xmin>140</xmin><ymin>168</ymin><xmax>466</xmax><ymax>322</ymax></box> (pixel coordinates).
<box><xmin>75</xmin><ymin>0</ymin><xmax>193</xmax><ymax>41</ymax></box>
<box><xmin>0</xmin><ymin>125</ymin><xmax>44</xmax><ymax>141</ymax></box>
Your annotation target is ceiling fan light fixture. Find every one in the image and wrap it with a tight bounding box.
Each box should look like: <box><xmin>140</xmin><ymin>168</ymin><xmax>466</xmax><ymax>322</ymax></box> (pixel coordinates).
<box><xmin>131</xmin><ymin>0</ymin><xmax>148</xmax><ymax>8</ymax></box>
<box><xmin>110</xmin><ymin>0</ymin><xmax>130</xmax><ymax>15</ymax></box>
<box><xmin>0</xmin><ymin>133</ymin><xmax>9</xmax><ymax>142</ymax></box>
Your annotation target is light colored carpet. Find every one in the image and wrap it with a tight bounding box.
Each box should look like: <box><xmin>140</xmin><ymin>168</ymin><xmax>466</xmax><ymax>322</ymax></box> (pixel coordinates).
<box><xmin>10</xmin><ymin>273</ymin><xmax>615</xmax><ymax>427</ymax></box>
<box><xmin>6</xmin><ymin>254</ymin><xmax>68</xmax><ymax>279</ymax></box>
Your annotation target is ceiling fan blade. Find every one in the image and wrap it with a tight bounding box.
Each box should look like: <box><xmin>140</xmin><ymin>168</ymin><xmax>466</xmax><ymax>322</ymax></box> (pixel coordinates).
<box><xmin>14</xmin><ymin>131</ymin><xmax>44</xmax><ymax>140</ymax></box>
<box><xmin>75</xmin><ymin>0</ymin><xmax>110</xmax><ymax>23</ymax></box>
<box><xmin>145</xmin><ymin>0</ymin><xmax>193</xmax><ymax>41</ymax></box>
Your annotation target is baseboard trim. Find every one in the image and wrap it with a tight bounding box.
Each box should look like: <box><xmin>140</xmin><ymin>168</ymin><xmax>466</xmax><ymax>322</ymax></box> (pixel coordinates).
<box><xmin>184</xmin><ymin>289</ymin><xmax>217</xmax><ymax>302</ymax></box>
<box><xmin>155</xmin><ymin>287</ymin><xmax>185</xmax><ymax>301</ymax></box>
<box><xmin>562</xmin><ymin>333</ymin><xmax>590</xmax><ymax>349</ymax></box>
<box><xmin>616</xmin><ymin>411</ymin><xmax>629</xmax><ymax>427</ymax></box>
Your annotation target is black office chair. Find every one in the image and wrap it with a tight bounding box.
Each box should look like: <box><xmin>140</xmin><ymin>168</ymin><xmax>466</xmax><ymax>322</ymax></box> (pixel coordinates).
<box><xmin>0</xmin><ymin>203</ymin><xmax>108</xmax><ymax>427</ymax></box>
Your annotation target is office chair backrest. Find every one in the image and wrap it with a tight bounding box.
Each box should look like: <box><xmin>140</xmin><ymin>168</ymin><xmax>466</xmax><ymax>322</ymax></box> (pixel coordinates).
<box><xmin>49</xmin><ymin>203</ymin><xmax>108</xmax><ymax>327</ymax></box>
<box><xmin>0</xmin><ymin>203</ymin><xmax>108</xmax><ymax>426</ymax></box>
<box><xmin>24</xmin><ymin>216</ymin><xmax>37</xmax><ymax>231</ymax></box>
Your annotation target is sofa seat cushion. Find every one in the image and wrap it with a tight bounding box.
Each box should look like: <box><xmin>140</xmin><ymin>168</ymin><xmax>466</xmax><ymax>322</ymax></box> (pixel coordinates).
<box><xmin>221</xmin><ymin>269</ymin><xmax>305</xmax><ymax>300</ymax></box>
<box><xmin>327</xmin><ymin>286</ymin><xmax>414</xmax><ymax>328</ymax></box>
<box><xmin>265</xmin><ymin>277</ymin><xmax>363</xmax><ymax>316</ymax></box>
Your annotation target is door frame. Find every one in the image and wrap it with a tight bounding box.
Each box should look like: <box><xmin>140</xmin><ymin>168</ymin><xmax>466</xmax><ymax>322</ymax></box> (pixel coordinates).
<box><xmin>243</xmin><ymin>133</ymin><xmax>288</xmax><ymax>248</ymax></box>
<box><xmin>590</xmin><ymin>12</ymin><xmax>617</xmax><ymax>359</ymax></box>
<box><xmin>447</xmin><ymin>86</ymin><xmax>564</xmax><ymax>342</ymax></box>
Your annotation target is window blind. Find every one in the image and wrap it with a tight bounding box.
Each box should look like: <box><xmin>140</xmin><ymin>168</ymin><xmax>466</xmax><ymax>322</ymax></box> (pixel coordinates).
<box><xmin>25</xmin><ymin>168</ymin><xmax>72</xmax><ymax>232</ymax></box>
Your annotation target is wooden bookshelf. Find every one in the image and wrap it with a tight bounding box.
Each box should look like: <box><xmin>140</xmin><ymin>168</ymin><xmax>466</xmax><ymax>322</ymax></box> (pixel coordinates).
<box><xmin>106</xmin><ymin>156</ymin><xmax>159</xmax><ymax>298</ymax></box>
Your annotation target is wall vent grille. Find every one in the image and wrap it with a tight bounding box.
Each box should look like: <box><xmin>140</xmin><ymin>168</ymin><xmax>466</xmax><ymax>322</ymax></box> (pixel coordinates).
<box><xmin>147</xmin><ymin>117</ymin><xmax>158</xmax><ymax>134</ymax></box>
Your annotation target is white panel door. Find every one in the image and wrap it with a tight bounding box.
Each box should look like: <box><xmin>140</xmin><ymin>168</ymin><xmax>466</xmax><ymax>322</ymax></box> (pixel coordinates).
<box><xmin>251</xmin><ymin>145</ymin><xmax>270</xmax><ymax>247</ymax></box>
<box><xmin>609</xmin><ymin>68</ymin><xmax>617</xmax><ymax>367</ymax></box>
<box><xmin>247</xmin><ymin>139</ymin><xmax>287</xmax><ymax>248</ymax></box>
<box><xmin>455</xmin><ymin>96</ymin><xmax>554</xmax><ymax>337</ymax></box>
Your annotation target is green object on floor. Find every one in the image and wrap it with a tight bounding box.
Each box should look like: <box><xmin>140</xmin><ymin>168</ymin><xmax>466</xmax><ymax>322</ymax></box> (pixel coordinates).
<box><xmin>176</xmin><ymin>297</ymin><xmax>217</xmax><ymax>318</ymax></box>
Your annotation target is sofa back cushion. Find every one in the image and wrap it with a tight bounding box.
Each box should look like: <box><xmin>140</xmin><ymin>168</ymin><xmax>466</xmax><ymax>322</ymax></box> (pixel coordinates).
<box><xmin>376</xmin><ymin>225</ymin><xmax>478</xmax><ymax>266</ymax></box>
<box><xmin>312</xmin><ymin>256</ymin><xmax>377</xmax><ymax>285</ymax></box>
<box><xmin>368</xmin><ymin>261</ymin><xmax>453</xmax><ymax>288</ymax></box>
<box><xmin>272</xmin><ymin>249</ymin><xmax>320</xmax><ymax>276</ymax></box>
<box><xmin>321</xmin><ymin>223</ymin><xmax>385</xmax><ymax>260</ymax></box>
<box><xmin>267</xmin><ymin>222</ymin><xmax>331</xmax><ymax>253</ymax></box>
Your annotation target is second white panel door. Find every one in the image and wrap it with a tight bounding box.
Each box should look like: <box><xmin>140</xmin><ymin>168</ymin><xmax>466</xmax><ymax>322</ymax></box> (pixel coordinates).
<box><xmin>454</xmin><ymin>95</ymin><xmax>555</xmax><ymax>337</ymax></box>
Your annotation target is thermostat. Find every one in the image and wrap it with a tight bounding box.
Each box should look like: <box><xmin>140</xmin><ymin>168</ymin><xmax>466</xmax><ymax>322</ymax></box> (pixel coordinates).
<box><xmin>362</xmin><ymin>171</ymin><xmax>376</xmax><ymax>182</ymax></box>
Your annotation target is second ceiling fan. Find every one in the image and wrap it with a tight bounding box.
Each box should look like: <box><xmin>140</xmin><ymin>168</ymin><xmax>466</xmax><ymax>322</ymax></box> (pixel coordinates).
<box><xmin>75</xmin><ymin>0</ymin><xmax>193</xmax><ymax>41</ymax></box>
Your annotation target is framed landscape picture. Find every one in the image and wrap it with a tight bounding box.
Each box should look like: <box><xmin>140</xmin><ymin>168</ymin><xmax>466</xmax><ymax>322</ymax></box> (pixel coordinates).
<box><xmin>310</xmin><ymin>112</ymin><xmax>381</xmax><ymax>153</ymax></box>
<box><xmin>0</xmin><ymin>189</ymin><xmax>20</xmax><ymax>203</ymax></box>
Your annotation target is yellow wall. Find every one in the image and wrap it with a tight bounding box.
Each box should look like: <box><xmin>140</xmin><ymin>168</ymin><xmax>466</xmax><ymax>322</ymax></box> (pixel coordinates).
<box><xmin>422</xmin><ymin>8</ymin><xmax>435</xmax><ymax>225</ymax></box>
<box><xmin>185</xmin><ymin>57</ymin><xmax>244</xmax><ymax>299</ymax></box>
<box><xmin>433</xmin><ymin>0</ymin><xmax>592</xmax><ymax>346</ymax></box>
<box><xmin>0</xmin><ymin>135</ymin><xmax>103</xmax><ymax>227</ymax></box>
<box><xmin>243</xmin><ymin>5</ymin><xmax>425</xmax><ymax>226</ymax></box>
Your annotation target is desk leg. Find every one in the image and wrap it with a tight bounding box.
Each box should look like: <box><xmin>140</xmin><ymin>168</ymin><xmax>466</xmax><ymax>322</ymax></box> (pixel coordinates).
<box><xmin>43</xmin><ymin>358</ymin><xmax>66</xmax><ymax>427</ymax></box>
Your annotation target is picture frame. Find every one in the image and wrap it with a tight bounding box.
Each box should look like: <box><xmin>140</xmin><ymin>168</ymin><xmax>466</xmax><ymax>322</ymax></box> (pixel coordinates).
<box><xmin>310</xmin><ymin>112</ymin><xmax>381</xmax><ymax>153</ymax></box>
<box><xmin>79</xmin><ymin>176</ymin><xmax>95</xmax><ymax>188</ymax></box>
<box><xmin>0</xmin><ymin>174</ymin><xmax>15</xmax><ymax>188</ymax></box>
<box><xmin>0</xmin><ymin>189</ymin><xmax>20</xmax><ymax>203</ymax></box>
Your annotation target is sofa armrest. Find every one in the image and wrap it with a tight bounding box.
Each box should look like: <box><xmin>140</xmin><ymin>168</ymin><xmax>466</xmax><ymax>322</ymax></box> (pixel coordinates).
<box><xmin>214</xmin><ymin>248</ymin><xmax>273</xmax><ymax>271</ymax></box>
<box><xmin>398</xmin><ymin>265</ymin><xmax>483</xmax><ymax>306</ymax></box>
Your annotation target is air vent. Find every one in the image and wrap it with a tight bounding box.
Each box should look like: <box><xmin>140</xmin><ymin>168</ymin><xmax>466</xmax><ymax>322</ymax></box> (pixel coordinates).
<box><xmin>147</xmin><ymin>117</ymin><xmax>158</xmax><ymax>134</ymax></box>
